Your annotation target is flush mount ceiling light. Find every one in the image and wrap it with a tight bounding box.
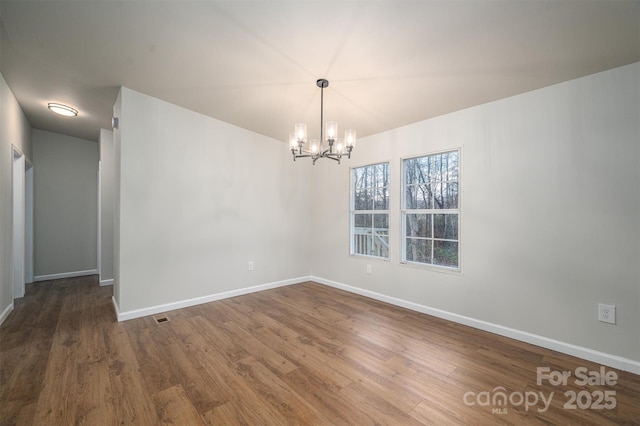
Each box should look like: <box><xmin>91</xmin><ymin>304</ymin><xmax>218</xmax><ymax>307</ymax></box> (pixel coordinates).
<box><xmin>47</xmin><ymin>102</ymin><xmax>78</xmax><ymax>117</ymax></box>
<box><xmin>290</xmin><ymin>79</ymin><xmax>356</xmax><ymax>165</ymax></box>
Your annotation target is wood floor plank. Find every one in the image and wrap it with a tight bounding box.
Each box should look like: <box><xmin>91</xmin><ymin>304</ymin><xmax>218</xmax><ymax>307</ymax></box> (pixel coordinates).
<box><xmin>126</xmin><ymin>326</ymin><xmax>179</xmax><ymax>395</ymax></box>
<box><xmin>75</xmin><ymin>360</ymin><xmax>116</xmax><ymax>426</ymax></box>
<box><xmin>111</xmin><ymin>370</ymin><xmax>161</xmax><ymax>425</ymax></box>
<box><xmin>153</xmin><ymin>384</ymin><xmax>205</xmax><ymax>425</ymax></box>
<box><xmin>233</xmin><ymin>356</ymin><xmax>330</xmax><ymax>424</ymax></box>
<box><xmin>201</xmin><ymin>401</ymin><xmax>252</xmax><ymax>426</ymax></box>
<box><xmin>103</xmin><ymin>321</ymin><xmax>140</xmax><ymax>376</ymax></box>
<box><xmin>13</xmin><ymin>402</ymin><xmax>36</xmax><ymax>426</ymax></box>
<box><xmin>282</xmin><ymin>366</ymin><xmax>376</xmax><ymax>425</ymax></box>
<box><xmin>251</xmin><ymin>320</ymin><xmax>353</xmax><ymax>391</ymax></box>
<box><xmin>162</xmin><ymin>335</ymin><xmax>229</xmax><ymax>414</ymax></box>
<box><xmin>0</xmin><ymin>326</ymin><xmax>53</xmax><ymax>421</ymax></box>
<box><xmin>2</xmin><ymin>277</ymin><xmax>639</xmax><ymax>425</ymax></box>
<box><xmin>216</xmin><ymin>299</ymin><xmax>264</xmax><ymax>332</ymax></box>
<box><xmin>190</xmin><ymin>348</ymin><xmax>289</xmax><ymax>425</ymax></box>
<box><xmin>220</xmin><ymin>320</ymin><xmax>298</xmax><ymax>376</ymax></box>
<box><xmin>31</xmin><ymin>350</ymin><xmax>77</xmax><ymax>424</ymax></box>
<box><xmin>31</xmin><ymin>309</ymin><xmax>79</xmax><ymax>425</ymax></box>
<box><xmin>244</xmin><ymin>310</ymin><xmax>300</xmax><ymax>341</ymax></box>
<box><xmin>188</xmin><ymin>315</ymin><xmax>251</xmax><ymax>363</ymax></box>
<box><xmin>338</xmin><ymin>381</ymin><xmax>425</xmax><ymax>425</ymax></box>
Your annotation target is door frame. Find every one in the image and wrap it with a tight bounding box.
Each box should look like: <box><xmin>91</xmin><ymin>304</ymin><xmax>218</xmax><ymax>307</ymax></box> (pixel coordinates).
<box><xmin>11</xmin><ymin>145</ymin><xmax>32</xmax><ymax>299</ymax></box>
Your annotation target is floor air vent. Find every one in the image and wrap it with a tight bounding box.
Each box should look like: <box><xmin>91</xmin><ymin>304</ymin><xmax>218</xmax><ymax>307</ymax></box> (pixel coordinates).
<box><xmin>153</xmin><ymin>314</ymin><xmax>170</xmax><ymax>324</ymax></box>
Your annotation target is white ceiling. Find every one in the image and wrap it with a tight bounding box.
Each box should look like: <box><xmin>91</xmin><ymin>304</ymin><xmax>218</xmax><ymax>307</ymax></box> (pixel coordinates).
<box><xmin>1</xmin><ymin>1</ymin><xmax>638</xmax><ymax>142</ymax></box>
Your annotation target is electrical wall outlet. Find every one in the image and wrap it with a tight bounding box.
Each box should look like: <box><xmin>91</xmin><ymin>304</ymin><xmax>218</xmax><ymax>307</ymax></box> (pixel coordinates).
<box><xmin>248</xmin><ymin>261</ymin><xmax>254</xmax><ymax>271</ymax></box>
<box><xmin>598</xmin><ymin>303</ymin><xmax>616</xmax><ymax>324</ymax></box>
<box><xmin>366</xmin><ymin>264</ymin><xmax>372</xmax><ymax>274</ymax></box>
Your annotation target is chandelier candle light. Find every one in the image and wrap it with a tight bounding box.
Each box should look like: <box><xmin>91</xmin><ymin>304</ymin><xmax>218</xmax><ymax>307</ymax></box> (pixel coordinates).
<box><xmin>290</xmin><ymin>79</ymin><xmax>356</xmax><ymax>164</ymax></box>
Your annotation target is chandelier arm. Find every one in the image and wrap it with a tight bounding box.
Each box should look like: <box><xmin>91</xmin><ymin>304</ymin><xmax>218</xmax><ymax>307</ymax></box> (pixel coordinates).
<box><xmin>323</xmin><ymin>155</ymin><xmax>340</xmax><ymax>163</ymax></box>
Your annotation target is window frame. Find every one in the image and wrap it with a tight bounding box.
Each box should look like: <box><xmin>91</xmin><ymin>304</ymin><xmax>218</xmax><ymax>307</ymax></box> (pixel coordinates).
<box><xmin>401</xmin><ymin>148</ymin><xmax>461</xmax><ymax>272</ymax></box>
<box><xmin>350</xmin><ymin>161</ymin><xmax>390</xmax><ymax>260</ymax></box>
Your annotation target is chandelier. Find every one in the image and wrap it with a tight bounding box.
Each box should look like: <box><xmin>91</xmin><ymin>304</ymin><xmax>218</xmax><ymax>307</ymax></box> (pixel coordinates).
<box><xmin>290</xmin><ymin>79</ymin><xmax>356</xmax><ymax>164</ymax></box>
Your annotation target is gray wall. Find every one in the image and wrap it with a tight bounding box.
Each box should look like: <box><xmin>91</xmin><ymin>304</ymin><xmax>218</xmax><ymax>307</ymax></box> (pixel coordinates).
<box><xmin>33</xmin><ymin>129</ymin><xmax>99</xmax><ymax>278</ymax></box>
<box><xmin>112</xmin><ymin>66</ymin><xmax>639</xmax><ymax>370</ymax></box>
<box><xmin>99</xmin><ymin>129</ymin><xmax>114</xmax><ymax>284</ymax></box>
<box><xmin>311</xmin><ymin>63</ymin><xmax>640</xmax><ymax>364</ymax></box>
<box><xmin>114</xmin><ymin>87</ymin><xmax>312</xmax><ymax>314</ymax></box>
<box><xmin>0</xmin><ymin>72</ymin><xmax>32</xmax><ymax>323</ymax></box>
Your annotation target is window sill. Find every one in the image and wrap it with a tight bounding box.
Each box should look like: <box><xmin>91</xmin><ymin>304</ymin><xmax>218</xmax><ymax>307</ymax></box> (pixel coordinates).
<box><xmin>399</xmin><ymin>261</ymin><xmax>462</xmax><ymax>275</ymax></box>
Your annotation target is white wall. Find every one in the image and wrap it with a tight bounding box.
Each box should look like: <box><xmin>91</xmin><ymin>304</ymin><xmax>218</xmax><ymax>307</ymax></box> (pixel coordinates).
<box><xmin>113</xmin><ymin>91</ymin><xmax>122</xmax><ymax>307</ymax></box>
<box><xmin>32</xmin><ymin>130</ymin><xmax>99</xmax><ymax>279</ymax></box>
<box><xmin>114</xmin><ymin>87</ymin><xmax>312</xmax><ymax>315</ymax></box>
<box><xmin>0</xmin><ymin>72</ymin><xmax>32</xmax><ymax>324</ymax></box>
<box><xmin>99</xmin><ymin>128</ymin><xmax>114</xmax><ymax>284</ymax></box>
<box><xmin>311</xmin><ymin>63</ymin><xmax>640</xmax><ymax>366</ymax></box>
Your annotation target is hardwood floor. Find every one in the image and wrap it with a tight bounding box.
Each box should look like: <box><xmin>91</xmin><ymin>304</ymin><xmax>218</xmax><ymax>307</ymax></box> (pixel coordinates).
<box><xmin>1</xmin><ymin>276</ymin><xmax>639</xmax><ymax>425</ymax></box>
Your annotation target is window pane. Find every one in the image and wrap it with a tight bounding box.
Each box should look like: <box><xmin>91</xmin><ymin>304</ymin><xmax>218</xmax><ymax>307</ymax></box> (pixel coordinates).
<box><xmin>417</xmin><ymin>184</ymin><xmax>432</xmax><ymax>209</ymax></box>
<box><xmin>354</xmin><ymin>189</ymin><xmax>372</xmax><ymax>210</ymax></box>
<box><xmin>354</xmin><ymin>213</ymin><xmax>372</xmax><ymax>228</ymax></box>
<box><xmin>405</xmin><ymin>214</ymin><xmax>431</xmax><ymax>238</ymax></box>
<box><xmin>374</xmin><ymin>187</ymin><xmax>389</xmax><ymax>210</ymax></box>
<box><xmin>375</xmin><ymin>235</ymin><xmax>389</xmax><ymax>258</ymax></box>
<box><xmin>429</xmin><ymin>151</ymin><xmax>458</xmax><ymax>182</ymax></box>
<box><xmin>405</xmin><ymin>157</ymin><xmax>430</xmax><ymax>184</ymax></box>
<box><xmin>404</xmin><ymin>158</ymin><xmax>416</xmax><ymax>184</ymax></box>
<box><xmin>433</xmin><ymin>241</ymin><xmax>458</xmax><ymax>267</ymax></box>
<box><xmin>405</xmin><ymin>184</ymin><xmax>432</xmax><ymax>209</ymax></box>
<box><xmin>374</xmin><ymin>163</ymin><xmax>389</xmax><ymax>189</ymax></box>
<box><xmin>354</xmin><ymin>166</ymin><xmax>373</xmax><ymax>189</ymax></box>
<box><xmin>429</xmin><ymin>154</ymin><xmax>442</xmax><ymax>181</ymax></box>
<box><xmin>373</xmin><ymin>214</ymin><xmax>389</xmax><ymax>233</ymax></box>
<box><xmin>353</xmin><ymin>167</ymin><xmax>363</xmax><ymax>183</ymax></box>
<box><xmin>433</xmin><ymin>214</ymin><xmax>458</xmax><ymax>239</ymax></box>
<box><xmin>445</xmin><ymin>182</ymin><xmax>459</xmax><ymax>209</ymax></box>
<box><xmin>354</xmin><ymin>234</ymin><xmax>390</xmax><ymax>258</ymax></box>
<box><xmin>406</xmin><ymin>238</ymin><xmax>431</xmax><ymax>263</ymax></box>
<box><xmin>404</xmin><ymin>185</ymin><xmax>415</xmax><ymax>209</ymax></box>
<box><xmin>433</xmin><ymin>182</ymin><xmax>458</xmax><ymax>209</ymax></box>
<box><xmin>373</xmin><ymin>214</ymin><xmax>389</xmax><ymax>257</ymax></box>
<box><xmin>353</xmin><ymin>235</ymin><xmax>372</xmax><ymax>256</ymax></box>
<box><xmin>443</xmin><ymin>151</ymin><xmax>459</xmax><ymax>181</ymax></box>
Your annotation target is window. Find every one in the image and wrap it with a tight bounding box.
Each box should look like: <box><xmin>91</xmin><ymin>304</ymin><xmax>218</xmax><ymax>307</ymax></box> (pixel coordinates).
<box><xmin>351</xmin><ymin>163</ymin><xmax>389</xmax><ymax>259</ymax></box>
<box><xmin>402</xmin><ymin>150</ymin><xmax>459</xmax><ymax>268</ymax></box>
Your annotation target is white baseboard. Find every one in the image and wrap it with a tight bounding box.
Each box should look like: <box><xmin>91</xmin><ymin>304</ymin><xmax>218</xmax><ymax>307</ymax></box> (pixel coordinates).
<box><xmin>34</xmin><ymin>269</ymin><xmax>98</xmax><ymax>282</ymax></box>
<box><xmin>100</xmin><ymin>279</ymin><xmax>114</xmax><ymax>287</ymax></box>
<box><xmin>311</xmin><ymin>276</ymin><xmax>640</xmax><ymax>376</ymax></box>
<box><xmin>0</xmin><ymin>302</ymin><xmax>14</xmax><ymax>326</ymax></box>
<box><xmin>112</xmin><ymin>296</ymin><xmax>121</xmax><ymax>320</ymax></box>
<box><xmin>108</xmin><ymin>273</ymin><xmax>639</xmax><ymax>375</ymax></box>
<box><xmin>114</xmin><ymin>276</ymin><xmax>312</xmax><ymax>322</ymax></box>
